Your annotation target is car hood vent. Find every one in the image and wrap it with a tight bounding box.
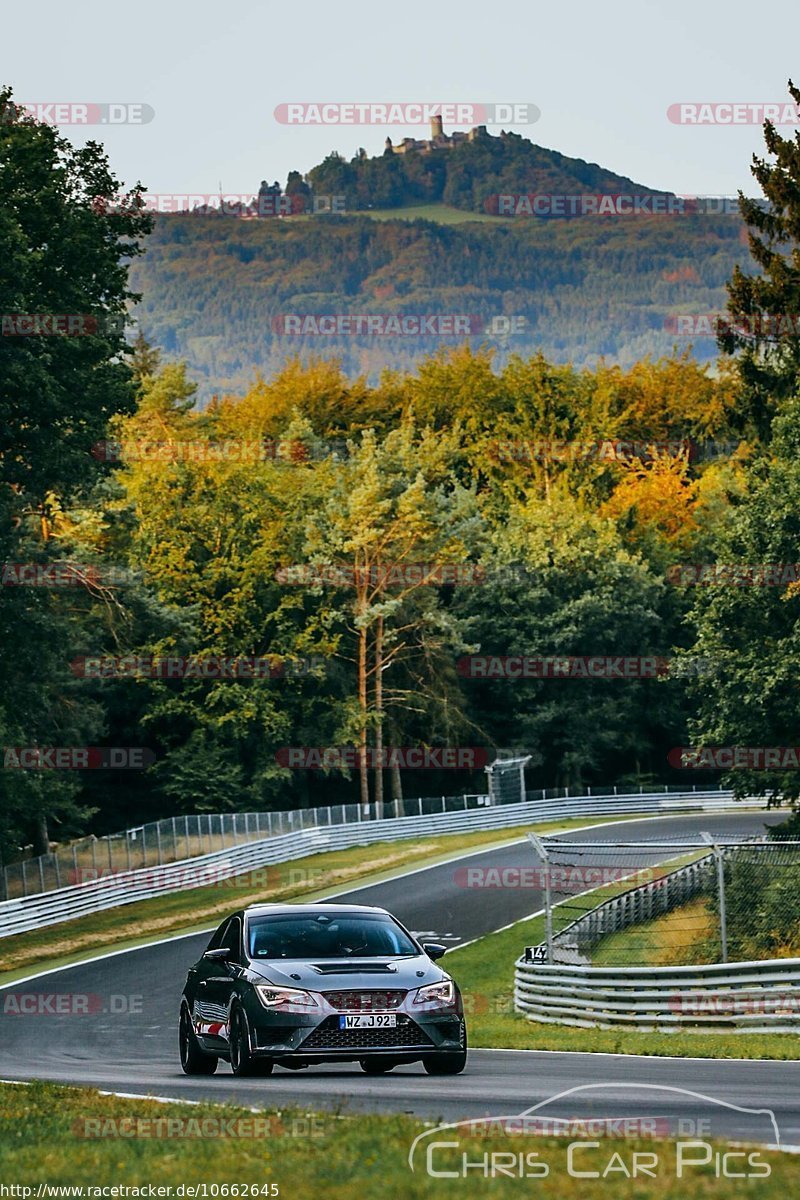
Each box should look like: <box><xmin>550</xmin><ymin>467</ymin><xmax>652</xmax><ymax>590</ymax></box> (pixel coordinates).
<box><xmin>309</xmin><ymin>962</ymin><xmax>398</xmax><ymax>974</ymax></box>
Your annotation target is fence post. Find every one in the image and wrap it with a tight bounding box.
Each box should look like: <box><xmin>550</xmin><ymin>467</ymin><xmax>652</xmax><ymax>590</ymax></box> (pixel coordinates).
<box><xmin>527</xmin><ymin>833</ymin><xmax>553</xmax><ymax>964</ymax></box>
<box><xmin>172</xmin><ymin>816</ymin><xmax>178</xmax><ymax>859</ymax></box>
<box><xmin>155</xmin><ymin>822</ymin><xmax>163</xmax><ymax>866</ymax></box>
<box><xmin>702</xmin><ymin>832</ymin><xmax>728</xmax><ymax>963</ymax></box>
<box><xmin>716</xmin><ymin>845</ymin><xmax>728</xmax><ymax>963</ymax></box>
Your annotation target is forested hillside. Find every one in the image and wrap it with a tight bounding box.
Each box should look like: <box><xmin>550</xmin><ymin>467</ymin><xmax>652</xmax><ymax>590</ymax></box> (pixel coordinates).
<box><xmin>129</xmin><ymin>208</ymin><xmax>750</xmax><ymax>404</ymax></box>
<box><xmin>305</xmin><ymin>129</ymin><xmax>654</xmax><ymax>212</ymax></box>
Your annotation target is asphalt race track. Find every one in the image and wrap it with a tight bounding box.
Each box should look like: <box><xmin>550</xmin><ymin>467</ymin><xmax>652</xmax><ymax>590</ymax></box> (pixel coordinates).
<box><xmin>1</xmin><ymin>811</ymin><xmax>798</xmax><ymax>1146</ymax></box>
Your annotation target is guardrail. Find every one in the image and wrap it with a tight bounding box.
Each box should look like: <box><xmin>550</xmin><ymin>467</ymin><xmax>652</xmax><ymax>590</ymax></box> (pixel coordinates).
<box><xmin>515</xmin><ymin>956</ymin><xmax>800</xmax><ymax>1033</ymax></box>
<box><xmin>0</xmin><ymin>789</ymin><xmax>737</xmax><ymax>938</ymax></box>
<box><xmin>3</xmin><ymin>782</ymin><xmax>729</xmax><ymax>900</ymax></box>
<box><xmin>515</xmin><ymin>837</ymin><xmax>800</xmax><ymax>1033</ymax></box>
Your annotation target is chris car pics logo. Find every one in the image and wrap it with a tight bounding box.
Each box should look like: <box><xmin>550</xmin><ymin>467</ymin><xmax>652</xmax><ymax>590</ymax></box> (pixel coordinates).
<box><xmin>407</xmin><ymin>1084</ymin><xmax>779</xmax><ymax>1178</ymax></box>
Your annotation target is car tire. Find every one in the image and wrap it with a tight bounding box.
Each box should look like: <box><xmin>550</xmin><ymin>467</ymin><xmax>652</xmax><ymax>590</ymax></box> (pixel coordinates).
<box><xmin>422</xmin><ymin>1025</ymin><xmax>467</xmax><ymax>1075</ymax></box>
<box><xmin>422</xmin><ymin>1049</ymin><xmax>467</xmax><ymax>1075</ymax></box>
<box><xmin>230</xmin><ymin>1006</ymin><xmax>273</xmax><ymax>1076</ymax></box>
<box><xmin>179</xmin><ymin>1006</ymin><xmax>218</xmax><ymax>1075</ymax></box>
<box><xmin>359</xmin><ymin>1057</ymin><xmax>398</xmax><ymax>1074</ymax></box>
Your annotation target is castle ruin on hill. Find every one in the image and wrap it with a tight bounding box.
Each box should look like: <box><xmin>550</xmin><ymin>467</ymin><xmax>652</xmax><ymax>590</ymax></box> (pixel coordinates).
<box><xmin>385</xmin><ymin>114</ymin><xmax>489</xmax><ymax>155</ymax></box>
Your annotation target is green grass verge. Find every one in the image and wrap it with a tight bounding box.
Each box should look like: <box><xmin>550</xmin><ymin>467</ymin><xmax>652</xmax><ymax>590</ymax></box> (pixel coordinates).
<box><xmin>0</xmin><ymin>815</ymin><xmax>634</xmax><ymax>982</ymax></box>
<box><xmin>359</xmin><ymin>202</ymin><xmax>501</xmax><ymax>224</ymax></box>
<box><xmin>0</xmin><ymin>1081</ymin><xmax>791</xmax><ymax>1197</ymax></box>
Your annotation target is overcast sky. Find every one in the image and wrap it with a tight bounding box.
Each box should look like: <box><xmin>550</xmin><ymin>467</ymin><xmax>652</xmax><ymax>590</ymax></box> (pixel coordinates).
<box><xmin>4</xmin><ymin>0</ymin><xmax>800</xmax><ymax>202</ymax></box>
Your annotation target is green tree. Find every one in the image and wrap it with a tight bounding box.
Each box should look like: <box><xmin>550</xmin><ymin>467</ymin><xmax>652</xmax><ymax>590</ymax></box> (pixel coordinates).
<box><xmin>687</xmin><ymin>395</ymin><xmax>800</xmax><ymax>804</ymax></box>
<box><xmin>306</xmin><ymin>421</ymin><xmax>483</xmax><ymax>813</ymax></box>
<box><xmin>0</xmin><ymin>85</ymin><xmax>151</xmax><ymax>861</ymax></box>
<box><xmin>719</xmin><ymin>79</ymin><xmax>800</xmax><ymax>437</ymax></box>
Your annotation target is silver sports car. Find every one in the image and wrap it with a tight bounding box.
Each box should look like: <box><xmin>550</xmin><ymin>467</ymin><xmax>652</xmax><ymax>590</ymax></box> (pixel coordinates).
<box><xmin>179</xmin><ymin>903</ymin><xmax>468</xmax><ymax>1076</ymax></box>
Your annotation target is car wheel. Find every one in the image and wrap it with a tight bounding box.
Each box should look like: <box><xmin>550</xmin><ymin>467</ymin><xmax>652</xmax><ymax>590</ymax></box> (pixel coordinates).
<box><xmin>422</xmin><ymin>1025</ymin><xmax>467</xmax><ymax>1075</ymax></box>
<box><xmin>179</xmin><ymin>1006</ymin><xmax>218</xmax><ymax>1075</ymax></box>
<box><xmin>230</xmin><ymin>1006</ymin><xmax>273</xmax><ymax>1076</ymax></box>
<box><xmin>359</xmin><ymin>1057</ymin><xmax>398</xmax><ymax>1074</ymax></box>
<box><xmin>422</xmin><ymin>1049</ymin><xmax>467</xmax><ymax>1075</ymax></box>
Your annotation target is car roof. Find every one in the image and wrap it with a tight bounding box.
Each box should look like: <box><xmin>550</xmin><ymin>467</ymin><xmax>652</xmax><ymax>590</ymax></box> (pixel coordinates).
<box><xmin>244</xmin><ymin>902</ymin><xmax>390</xmax><ymax>917</ymax></box>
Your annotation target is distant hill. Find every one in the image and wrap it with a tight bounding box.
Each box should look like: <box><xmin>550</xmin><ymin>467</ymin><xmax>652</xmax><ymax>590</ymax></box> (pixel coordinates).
<box><xmin>127</xmin><ymin>132</ymin><xmax>751</xmax><ymax>403</ymax></box>
<box><xmin>303</xmin><ymin>128</ymin><xmax>662</xmax><ymax>215</ymax></box>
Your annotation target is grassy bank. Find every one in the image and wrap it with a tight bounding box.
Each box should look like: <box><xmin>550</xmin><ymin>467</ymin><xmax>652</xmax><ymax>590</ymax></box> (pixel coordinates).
<box><xmin>0</xmin><ymin>1081</ymin><xmax>791</xmax><ymax>1197</ymax></box>
<box><xmin>591</xmin><ymin>898</ymin><xmax>717</xmax><ymax>967</ymax></box>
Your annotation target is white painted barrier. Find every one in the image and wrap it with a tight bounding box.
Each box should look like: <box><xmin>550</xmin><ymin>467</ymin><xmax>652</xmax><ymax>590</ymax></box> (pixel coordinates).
<box><xmin>515</xmin><ymin>955</ymin><xmax>800</xmax><ymax>1033</ymax></box>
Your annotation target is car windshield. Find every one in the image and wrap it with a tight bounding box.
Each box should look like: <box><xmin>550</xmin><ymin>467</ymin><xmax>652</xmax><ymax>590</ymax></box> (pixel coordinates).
<box><xmin>246</xmin><ymin>912</ymin><xmax>419</xmax><ymax>959</ymax></box>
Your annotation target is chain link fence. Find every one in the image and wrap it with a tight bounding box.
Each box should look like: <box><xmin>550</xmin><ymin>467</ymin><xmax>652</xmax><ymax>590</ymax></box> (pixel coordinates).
<box><xmin>1</xmin><ymin>781</ymin><xmax>727</xmax><ymax>901</ymax></box>
<box><xmin>526</xmin><ymin>833</ymin><xmax>800</xmax><ymax>967</ymax></box>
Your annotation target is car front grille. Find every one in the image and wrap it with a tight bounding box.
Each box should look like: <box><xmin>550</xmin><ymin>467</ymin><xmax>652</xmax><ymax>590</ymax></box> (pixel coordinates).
<box><xmin>321</xmin><ymin>989</ymin><xmax>406</xmax><ymax>1011</ymax></box>
<box><xmin>300</xmin><ymin>1016</ymin><xmax>433</xmax><ymax>1051</ymax></box>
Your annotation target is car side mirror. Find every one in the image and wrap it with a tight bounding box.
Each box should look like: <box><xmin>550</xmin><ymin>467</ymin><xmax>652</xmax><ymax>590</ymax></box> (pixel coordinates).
<box><xmin>423</xmin><ymin>942</ymin><xmax>447</xmax><ymax>961</ymax></box>
<box><xmin>203</xmin><ymin>947</ymin><xmax>231</xmax><ymax>961</ymax></box>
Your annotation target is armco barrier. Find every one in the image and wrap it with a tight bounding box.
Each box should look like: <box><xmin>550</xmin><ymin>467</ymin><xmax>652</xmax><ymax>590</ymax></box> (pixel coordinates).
<box><xmin>3</xmin><ymin>783</ymin><xmax>731</xmax><ymax>900</ymax></box>
<box><xmin>0</xmin><ymin>790</ymin><xmax>737</xmax><ymax>939</ymax></box>
<box><xmin>514</xmin><ymin>956</ymin><xmax>800</xmax><ymax>1033</ymax></box>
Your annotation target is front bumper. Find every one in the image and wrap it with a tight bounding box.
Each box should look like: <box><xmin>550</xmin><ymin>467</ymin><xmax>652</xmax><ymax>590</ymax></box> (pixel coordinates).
<box><xmin>241</xmin><ymin>994</ymin><xmax>465</xmax><ymax>1061</ymax></box>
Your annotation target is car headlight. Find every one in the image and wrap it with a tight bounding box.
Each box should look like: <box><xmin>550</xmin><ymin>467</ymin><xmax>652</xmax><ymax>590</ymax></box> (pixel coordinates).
<box><xmin>412</xmin><ymin>979</ymin><xmax>455</xmax><ymax>1009</ymax></box>
<box><xmin>254</xmin><ymin>985</ymin><xmax>319</xmax><ymax>1011</ymax></box>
